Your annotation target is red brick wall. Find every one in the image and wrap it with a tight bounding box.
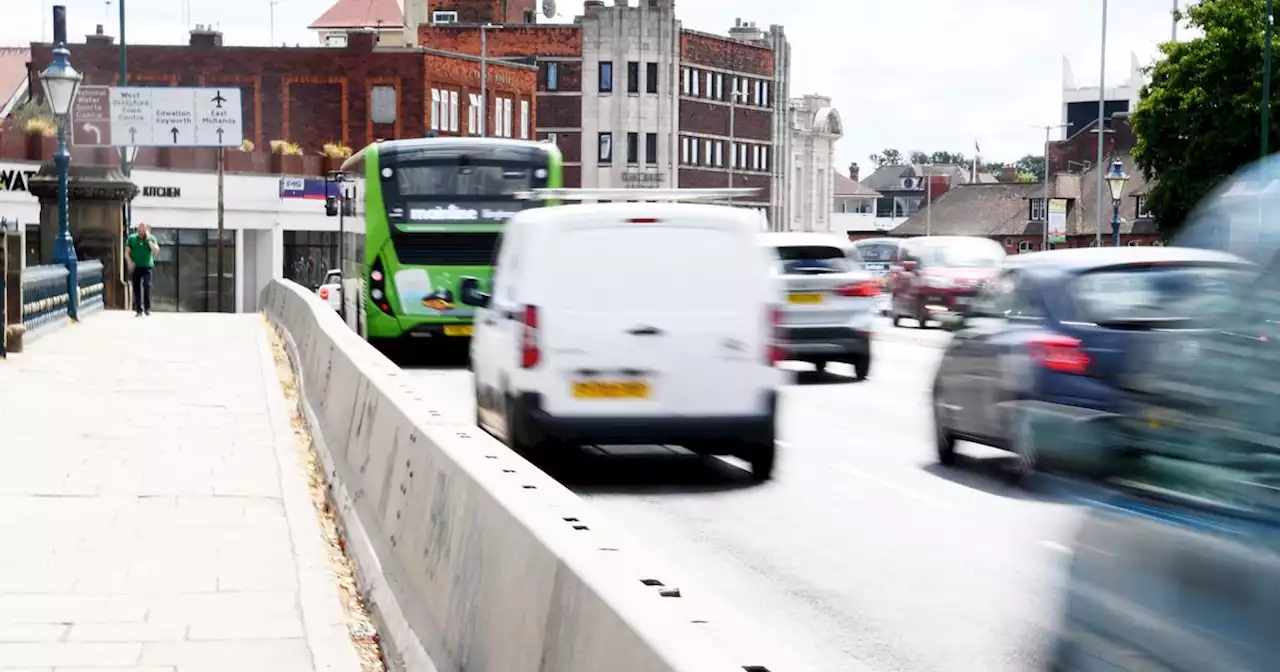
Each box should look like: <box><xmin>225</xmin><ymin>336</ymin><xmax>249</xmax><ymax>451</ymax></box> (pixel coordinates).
<box><xmin>26</xmin><ymin>38</ymin><xmax>536</xmax><ymax>157</ymax></box>
<box><xmin>1048</xmin><ymin>116</ymin><xmax>1136</xmax><ymax>175</ymax></box>
<box><xmin>425</xmin><ymin>0</ymin><xmax>537</xmax><ymax>24</ymax></box>
<box><xmin>677</xmin><ymin>100</ymin><xmax>771</xmax><ymax>142</ymax></box>
<box><xmin>679</xmin><ymin>31</ymin><xmax>774</xmax><ymax>77</ymax></box>
<box><xmin>424</xmin><ymin>53</ymin><xmax>537</xmax><ymax>139</ymax></box>
<box><xmin>419</xmin><ymin>25</ymin><xmax>582</xmax><ymax>58</ymax></box>
<box><xmin>678</xmin><ymin>168</ymin><xmax>770</xmax><ymax>194</ymax></box>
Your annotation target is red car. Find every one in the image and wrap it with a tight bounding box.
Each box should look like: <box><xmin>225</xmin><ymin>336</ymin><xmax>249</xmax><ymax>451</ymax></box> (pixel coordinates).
<box><xmin>887</xmin><ymin>236</ymin><xmax>1006</xmax><ymax>328</ymax></box>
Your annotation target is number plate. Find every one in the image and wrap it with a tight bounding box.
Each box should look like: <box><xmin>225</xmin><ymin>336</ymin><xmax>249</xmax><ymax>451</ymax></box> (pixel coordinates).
<box><xmin>572</xmin><ymin>381</ymin><xmax>651</xmax><ymax>399</ymax></box>
<box><xmin>443</xmin><ymin>325</ymin><xmax>473</xmax><ymax>337</ymax></box>
<box><xmin>788</xmin><ymin>292</ymin><xmax>824</xmax><ymax>305</ymax></box>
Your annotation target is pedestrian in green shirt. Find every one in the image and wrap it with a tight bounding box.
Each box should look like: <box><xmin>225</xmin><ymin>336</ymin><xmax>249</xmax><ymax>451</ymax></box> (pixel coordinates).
<box><xmin>125</xmin><ymin>223</ymin><xmax>159</xmax><ymax>316</ymax></box>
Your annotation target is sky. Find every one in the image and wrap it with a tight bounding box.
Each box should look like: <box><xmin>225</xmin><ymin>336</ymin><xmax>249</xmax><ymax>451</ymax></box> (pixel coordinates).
<box><xmin>2</xmin><ymin>0</ymin><xmax>1197</xmax><ymax>177</ymax></box>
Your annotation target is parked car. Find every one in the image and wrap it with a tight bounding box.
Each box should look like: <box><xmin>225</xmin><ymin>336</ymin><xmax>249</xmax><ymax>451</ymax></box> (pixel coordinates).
<box><xmin>888</xmin><ymin>236</ymin><xmax>1005</xmax><ymax>327</ymax></box>
<box><xmin>852</xmin><ymin>237</ymin><xmax>903</xmax><ymax>316</ymax></box>
<box><xmin>931</xmin><ymin>246</ymin><xmax>1253</xmax><ymax>475</ymax></box>
<box><xmin>316</xmin><ymin>269</ymin><xmax>342</xmax><ymax>311</ymax></box>
<box><xmin>762</xmin><ymin>232</ymin><xmax>880</xmax><ymax>378</ymax></box>
<box><xmin>469</xmin><ymin>202</ymin><xmax>785</xmax><ymax>480</ymax></box>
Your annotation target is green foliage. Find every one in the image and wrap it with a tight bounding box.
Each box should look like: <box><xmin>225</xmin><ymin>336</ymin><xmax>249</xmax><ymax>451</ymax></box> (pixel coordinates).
<box><xmin>1015</xmin><ymin>154</ymin><xmax>1046</xmax><ymax>181</ymax></box>
<box><xmin>869</xmin><ymin>149</ymin><xmax>904</xmax><ymax>166</ymax></box>
<box><xmin>1132</xmin><ymin>0</ymin><xmax>1277</xmax><ymax>236</ymax></box>
<box><xmin>1017</xmin><ymin>172</ymin><xmax>1038</xmax><ymax>183</ymax></box>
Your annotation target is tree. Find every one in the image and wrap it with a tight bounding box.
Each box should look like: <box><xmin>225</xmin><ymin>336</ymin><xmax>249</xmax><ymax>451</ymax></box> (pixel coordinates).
<box><xmin>909</xmin><ymin>150</ymin><xmax>930</xmax><ymax>164</ymax></box>
<box><xmin>1132</xmin><ymin>0</ymin><xmax>1276</xmax><ymax>235</ymax></box>
<box><xmin>1014</xmin><ymin>154</ymin><xmax>1046</xmax><ymax>181</ymax></box>
<box><xmin>869</xmin><ymin>149</ymin><xmax>904</xmax><ymax>167</ymax></box>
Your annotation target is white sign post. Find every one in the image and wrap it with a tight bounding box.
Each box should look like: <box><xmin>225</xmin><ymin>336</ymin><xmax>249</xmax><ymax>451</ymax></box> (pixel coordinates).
<box><xmin>97</xmin><ymin>86</ymin><xmax>243</xmax><ymax>148</ymax></box>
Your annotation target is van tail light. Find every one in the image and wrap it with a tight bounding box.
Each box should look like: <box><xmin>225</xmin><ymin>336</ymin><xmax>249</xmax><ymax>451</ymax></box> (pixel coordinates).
<box><xmin>768</xmin><ymin>306</ymin><xmax>784</xmax><ymax>365</ymax></box>
<box><xmin>318</xmin><ymin>287</ymin><xmax>330</xmax><ymax>300</ymax></box>
<box><xmin>1028</xmin><ymin>335</ymin><xmax>1089</xmax><ymax>375</ymax></box>
<box><xmin>520</xmin><ymin>305</ymin><xmax>541</xmax><ymax>369</ymax></box>
<box><xmin>834</xmin><ymin>280</ymin><xmax>882</xmax><ymax>297</ymax></box>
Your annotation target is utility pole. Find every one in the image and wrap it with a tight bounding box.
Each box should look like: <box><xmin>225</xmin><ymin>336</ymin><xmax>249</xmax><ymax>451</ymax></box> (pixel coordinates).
<box><xmin>1094</xmin><ymin>0</ymin><xmax>1109</xmax><ymax>248</ymax></box>
<box><xmin>1172</xmin><ymin>0</ymin><xmax>1178</xmax><ymax>42</ymax></box>
<box><xmin>727</xmin><ymin>81</ymin><xmax>744</xmax><ymax>205</ymax></box>
<box><xmin>480</xmin><ymin>24</ymin><xmax>494</xmax><ymax>137</ymax></box>
<box><xmin>925</xmin><ymin>169</ymin><xmax>932</xmax><ymax>237</ymax></box>
<box><xmin>216</xmin><ymin>147</ymin><xmax>225</xmax><ymax>312</ymax></box>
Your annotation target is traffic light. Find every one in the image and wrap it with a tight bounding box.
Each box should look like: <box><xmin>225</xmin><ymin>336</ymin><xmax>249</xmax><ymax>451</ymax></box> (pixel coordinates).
<box><xmin>325</xmin><ymin>195</ymin><xmax>339</xmax><ymax>217</ymax></box>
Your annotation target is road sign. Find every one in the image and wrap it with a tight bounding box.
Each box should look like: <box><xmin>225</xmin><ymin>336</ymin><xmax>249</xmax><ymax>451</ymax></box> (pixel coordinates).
<box><xmin>72</xmin><ymin>86</ymin><xmax>243</xmax><ymax>148</ymax></box>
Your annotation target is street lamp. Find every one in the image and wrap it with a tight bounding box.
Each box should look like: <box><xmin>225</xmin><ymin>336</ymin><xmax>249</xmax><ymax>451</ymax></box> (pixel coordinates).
<box><xmin>1105</xmin><ymin>159</ymin><xmax>1129</xmax><ymax>247</ymax></box>
<box><xmin>39</xmin><ymin>39</ymin><xmax>83</xmax><ymax>317</ymax></box>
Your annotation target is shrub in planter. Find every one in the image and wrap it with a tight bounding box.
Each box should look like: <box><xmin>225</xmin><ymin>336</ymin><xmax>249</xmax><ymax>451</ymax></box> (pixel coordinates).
<box><xmin>23</xmin><ymin>118</ymin><xmax>57</xmax><ymax>161</ymax></box>
<box><xmin>269</xmin><ymin>139</ymin><xmax>304</xmax><ymax>174</ymax></box>
<box><xmin>320</xmin><ymin>142</ymin><xmax>353</xmax><ymax>173</ymax></box>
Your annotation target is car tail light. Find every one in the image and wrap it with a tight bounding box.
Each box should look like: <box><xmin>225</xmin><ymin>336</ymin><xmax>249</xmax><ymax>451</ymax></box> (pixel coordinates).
<box><xmin>834</xmin><ymin>280</ymin><xmax>882</xmax><ymax>297</ymax></box>
<box><xmin>520</xmin><ymin>305</ymin><xmax>541</xmax><ymax>369</ymax></box>
<box><xmin>768</xmin><ymin>305</ymin><xmax>784</xmax><ymax>365</ymax></box>
<box><xmin>318</xmin><ymin>287</ymin><xmax>330</xmax><ymax>300</ymax></box>
<box><xmin>1029</xmin><ymin>334</ymin><xmax>1089</xmax><ymax>375</ymax></box>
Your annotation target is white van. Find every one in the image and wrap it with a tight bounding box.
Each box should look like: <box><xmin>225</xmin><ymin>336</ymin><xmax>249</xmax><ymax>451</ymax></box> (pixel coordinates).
<box><xmin>469</xmin><ymin>201</ymin><xmax>785</xmax><ymax>480</ymax></box>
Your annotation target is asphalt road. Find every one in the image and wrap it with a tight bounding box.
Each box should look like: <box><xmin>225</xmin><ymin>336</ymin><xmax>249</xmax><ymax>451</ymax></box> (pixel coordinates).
<box><xmin>401</xmin><ymin>319</ymin><xmax>1080</xmax><ymax>672</ymax></box>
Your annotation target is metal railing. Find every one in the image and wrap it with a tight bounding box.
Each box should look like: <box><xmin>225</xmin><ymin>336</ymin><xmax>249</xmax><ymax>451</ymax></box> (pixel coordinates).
<box><xmin>21</xmin><ymin>264</ymin><xmax>72</xmax><ymax>335</ymax></box>
<box><xmin>78</xmin><ymin>260</ymin><xmax>105</xmax><ymax>316</ymax></box>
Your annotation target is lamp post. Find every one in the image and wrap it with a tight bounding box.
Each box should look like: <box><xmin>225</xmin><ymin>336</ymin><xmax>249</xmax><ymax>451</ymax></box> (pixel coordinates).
<box><xmin>40</xmin><ymin>36</ymin><xmax>83</xmax><ymax>318</ymax></box>
<box><xmin>1105</xmin><ymin>159</ymin><xmax>1129</xmax><ymax>247</ymax></box>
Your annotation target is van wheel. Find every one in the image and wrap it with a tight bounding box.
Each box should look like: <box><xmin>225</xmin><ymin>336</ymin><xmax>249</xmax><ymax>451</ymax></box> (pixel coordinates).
<box><xmin>745</xmin><ymin>440</ymin><xmax>776</xmax><ymax>482</ymax></box>
<box><xmin>933</xmin><ymin>386</ymin><xmax>957</xmax><ymax>466</ymax></box>
<box><xmin>504</xmin><ymin>393</ymin><xmax>554</xmax><ymax>466</ymax></box>
<box><xmin>812</xmin><ymin>360</ymin><xmax>828</xmax><ymax>372</ymax></box>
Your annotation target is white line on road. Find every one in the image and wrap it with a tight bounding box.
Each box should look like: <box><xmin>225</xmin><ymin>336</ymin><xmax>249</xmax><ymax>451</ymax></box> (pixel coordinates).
<box><xmin>1038</xmin><ymin>540</ymin><xmax>1072</xmax><ymax>554</ymax></box>
<box><xmin>831</xmin><ymin>463</ymin><xmax>952</xmax><ymax>510</ymax></box>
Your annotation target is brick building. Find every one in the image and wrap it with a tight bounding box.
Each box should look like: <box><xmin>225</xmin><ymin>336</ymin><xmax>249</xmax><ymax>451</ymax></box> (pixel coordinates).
<box><xmin>416</xmin><ymin>0</ymin><xmax>793</xmax><ymax>228</ymax></box>
<box><xmin>11</xmin><ymin>24</ymin><xmax>536</xmax><ymax>173</ymax></box>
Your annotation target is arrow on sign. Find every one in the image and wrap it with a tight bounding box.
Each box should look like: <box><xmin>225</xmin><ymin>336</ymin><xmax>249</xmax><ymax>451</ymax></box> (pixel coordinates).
<box><xmin>81</xmin><ymin>123</ymin><xmax>102</xmax><ymax>144</ymax></box>
<box><xmin>129</xmin><ymin>127</ymin><xmax>137</xmax><ymax>144</ymax></box>
<box><xmin>216</xmin><ymin>127</ymin><xmax>225</xmax><ymax>143</ymax></box>
<box><xmin>170</xmin><ymin>128</ymin><xmax>180</xmax><ymax>144</ymax></box>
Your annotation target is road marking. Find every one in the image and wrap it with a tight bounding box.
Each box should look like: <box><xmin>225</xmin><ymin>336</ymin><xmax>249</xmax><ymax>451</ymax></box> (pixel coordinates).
<box><xmin>831</xmin><ymin>463</ymin><xmax>952</xmax><ymax>509</ymax></box>
<box><xmin>1039</xmin><ymin>540</ymin><xmax>1071</xmax><ymax>554</ymax></box>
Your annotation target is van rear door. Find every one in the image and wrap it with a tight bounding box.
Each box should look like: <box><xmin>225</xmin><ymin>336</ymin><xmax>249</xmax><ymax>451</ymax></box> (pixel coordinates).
<box><xmin>538</xmin><ymin>216</ymin><xmax>774</xmax><ymax>417</ymax></box>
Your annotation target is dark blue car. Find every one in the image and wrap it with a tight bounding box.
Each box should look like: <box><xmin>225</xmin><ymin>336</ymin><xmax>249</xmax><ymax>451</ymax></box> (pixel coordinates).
<box><xmin>930</xmin><ymin>246</ymin><xmax>1253</xmax><ymax>475</ymax></box>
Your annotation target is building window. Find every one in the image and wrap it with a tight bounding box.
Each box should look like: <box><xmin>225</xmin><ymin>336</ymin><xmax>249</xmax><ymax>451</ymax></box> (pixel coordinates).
<box><xmin>704</xmin><ymin>139</ymin><xmax>713</xmax><ymax>166</ymax></box>
<box><xmin>546</xmin><ymin>62</ymin><xmax>559</xmax><ymax>91</ymax></box>
<box><xmin>449</xmin><ymin>90</ymin><xmax>459</xmax><ymax>132</ymax></box>
<box><xmin>432</xmin><ymin>11</ymin><xmax>458</xmax><ymax>23</ymax></box>
<box><xmin>714</xmin><ymin>72</ymin><xmax>723</xmax><ymax>100</ymax></box>
<box><xmin>145</xmin><ymin>227</ymin><xmax>237</xmax><ymax>313</ymax></box>
<box><xmin>520</xmin><ymin>100</ymin><xmax>530</xmax><ymax>139</ymax></box>
<box><xmin>738</xmin><ymin>143</ymin><xmax>747</xmax><ymax>169</ymax></box>
<box><xmin>599</xmin><ymin>61</ymin><xmax>613</xmax><ymax>93</ymax></box>
<box><xmin>467</xmin><ymin>94</ymin><xmax>481</xmax><ymax>135</ymax></box>
<box><xmin>1029</xmin><ymin>197</ymin><xmax>1046</xmax><ymax>221</ymax></box>
<box><xmin>680</xmin><ymin>136</ymin><xmax>691</xmax><ymax>164</ymax></box>
<box><xmin>752</xmin><ymin>145</ymin><xmax>762</xmax><ymax>171</ymax></box>
<box><xmin>430</xmin><ymin>89</ymin><xmax>441</xmax><ymax>130</ymax></box>
<box><xmin>626</xmin><ymin>132</ymin><xmax>639</xmax><ymax>164</ymax></box>
<box><xmin>646</xmin><ymin>62</ymin><xmax>658</xmax><ymax>94</ymax></box>
<box><xmin>627</xmin><ymin>61</ymin><xmax>640</xmax><ymax>93</ymax></box>
<box><xmin>705</xmin><ymin>71</ymin><xmax>713</xmax><ymax>98</ymax></box>
<box><xmin>692</xmin><ymin>69</ymin><xmax>700</xmax><ymax>96</ymax></box>
<box><xmin>1018</xmin><ymin>240</ymin><xmax>1033</xmax><ymax>253</ymax></box>
<box><xmin>1136</xmin><ymin>194</ymin><xmax>1153</xmax><ymax>219</ymax></box>
<box><xmin>645</xmin><ymin>132</ymin><xmax>658</xmax><ymax>165</ymax></box>
<box><xmin>598</xmin><ymin>132</ymin><xmax>613</xmax><ymax>163</ymax></box>
<box><xmin>762</xmin><ymin>81</ymin><xmax>770</xmax><ymax>106</ymax></box>
<box><xmin>681</xmin><ymin>67</ymin><xmax>691</xmax><ymax>95</ymax></box>
<box><xmin>544</xmin><ymin>131</ymin><xmax>558</xmax><ymax>145</ymax></box>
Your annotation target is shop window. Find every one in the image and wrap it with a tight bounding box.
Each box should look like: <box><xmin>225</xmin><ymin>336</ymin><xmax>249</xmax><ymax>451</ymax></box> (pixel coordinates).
<box><xmin>149</xmin><ymin>227</ymin><xmax>236</xmax><ymax>313</ymax></box>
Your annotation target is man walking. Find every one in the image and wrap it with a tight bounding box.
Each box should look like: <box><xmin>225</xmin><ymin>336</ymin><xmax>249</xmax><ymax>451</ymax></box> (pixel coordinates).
<box><xmin>125</xmin><ymin>223</ymin><xmax>160</xmax><ymax>316</ymax></box>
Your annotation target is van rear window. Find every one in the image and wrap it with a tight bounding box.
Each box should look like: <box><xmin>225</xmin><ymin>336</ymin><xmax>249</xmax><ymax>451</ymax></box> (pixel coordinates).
<box><xmin>774</xmin><ymin>245</ymin><xmax>852</xmax><ymax>274</ymax></box>
<box><xmin>552</xmin><ymin>226</ymin><xmax>756</xmax><ymax>312</ymax></box>
<box><xmin>1071</xmin><ymin>264</ymin><xmax>1251</xmax><ymax>326</ymax></box>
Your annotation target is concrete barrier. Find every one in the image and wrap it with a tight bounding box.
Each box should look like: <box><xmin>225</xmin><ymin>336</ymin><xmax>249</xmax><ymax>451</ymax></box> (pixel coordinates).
<box><xmin>261</xmin><ymin>279</ymin><xmax>797</xmax><ymax>672</ymax></box>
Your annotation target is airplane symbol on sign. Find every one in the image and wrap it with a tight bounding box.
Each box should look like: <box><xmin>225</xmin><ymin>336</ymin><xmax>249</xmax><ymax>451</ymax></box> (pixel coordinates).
<box><xmin>212</xmin><ymin>90</ymin><xmax>227</xmax><ymax>109</ymax></box>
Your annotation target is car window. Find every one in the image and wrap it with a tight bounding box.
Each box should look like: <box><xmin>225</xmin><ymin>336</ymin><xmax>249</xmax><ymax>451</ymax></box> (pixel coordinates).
<box><xmin>855</xmin><ymin>243</ymin><xmax>898</xmax><ymax>263</ymax></box>
<box><xmin>1071</xmin><ymin>263</ymin><xmax>1251</xmax><ymax>326</ymax></box>
<box><xmin>1008</xmin><ymin>279</ymin><xmax>1043</xmax><ymax>320</ymax></box>
<box><xmin>774</xmin><ymin>245</ymin><xmax>854</xmax><ymax>274</ymax></box>
<box><xmin>970</xmin><ymin>272</ymin><xmax>1015</xmax><ymax>317</ymax></box>
<box><xmin>322</xmin><ymin>272</ymin><xmax>342</xmax><ymax>286</ymax></box>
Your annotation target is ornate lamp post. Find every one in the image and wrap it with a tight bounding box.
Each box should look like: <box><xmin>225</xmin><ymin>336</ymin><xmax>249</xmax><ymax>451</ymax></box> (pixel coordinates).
<box><xmin>39</xmin><ymin>33</ymin><xmax>83</xmax><ymax>317</ymax></box>
<box><xmin>1105</xmin><ymin>159</ymin><xmax>1130</xmax><ymax>248</ymax></box>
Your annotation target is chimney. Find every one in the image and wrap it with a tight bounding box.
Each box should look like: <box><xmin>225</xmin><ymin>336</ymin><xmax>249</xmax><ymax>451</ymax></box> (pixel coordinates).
<box><xmin>346</xmin><ymin>29</ymin><xmax>378</xmax><ymax>51</ymax></box>
<box><xmin>1000</xmin><ymin>165</ymin><xmax>1017</xmax><ymax>183</ymax></box>
<box><xmin>584</xmin><ymin>0</ymin><xmax>604</xmax><ymax>15</ymax></box>
<box><xmin>86</xmin><ymin>24</ymin><xmax>115</xmax><ymax>45</ymax></box>
<box><xmin>189</xmin><ymin>25</ymin><xmax>223</xmax><ymax>47</ymax></box>
<box><xmin>849</xmin><ymin>162</ymin><xmax>859</xmax><ymax>182</ymax></box>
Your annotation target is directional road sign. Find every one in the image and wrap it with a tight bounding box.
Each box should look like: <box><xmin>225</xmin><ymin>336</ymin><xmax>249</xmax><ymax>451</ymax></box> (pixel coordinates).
<box><xmin>71</xmin><ymin>86</ymin><xmax>243</xmax><ymax>148</ymax></box>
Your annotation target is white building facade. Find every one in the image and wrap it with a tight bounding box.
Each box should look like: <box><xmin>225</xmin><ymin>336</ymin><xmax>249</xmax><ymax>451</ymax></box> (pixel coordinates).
<box><xmin>785</xmin><ymin>94</ymin><xmax>842</xmax><ymax>233</ymax></box>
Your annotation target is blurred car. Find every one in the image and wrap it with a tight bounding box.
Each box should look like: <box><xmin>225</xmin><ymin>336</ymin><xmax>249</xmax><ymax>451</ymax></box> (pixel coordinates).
<box><xmin>1045</xmin><ymin>157</ymin><xmax>1280</xmax><ymax>672</ymax></box>
<box><xmin>851</xmin><ymin>237</ymin><xmax>903</xmax><ymax>315</ymax></box>
<box><xmin>888</xmin><ymin>236</ymin><xmax>1005</xmax><ymax>327</ymax></box>
<box><xmin>931</xmin><ymin>246</ymin><xmax>1253</xmax><ymax>474</ymax></box>
<box><xmin>761</xmin><ymin>233</ymin><xmax>880</xmax><ymax>378</ymax></box>
<box><xmin>316</xmin><ymin>269</ymin><xmax>342</xmax><ymax>311</ymax></box>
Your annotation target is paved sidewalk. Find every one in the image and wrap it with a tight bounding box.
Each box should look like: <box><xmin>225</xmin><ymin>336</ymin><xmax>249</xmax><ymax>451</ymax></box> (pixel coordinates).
<box><xmin>0</xmin><ymin>311</ymin><xmax>361</xmax><ymax>672</ymax></box>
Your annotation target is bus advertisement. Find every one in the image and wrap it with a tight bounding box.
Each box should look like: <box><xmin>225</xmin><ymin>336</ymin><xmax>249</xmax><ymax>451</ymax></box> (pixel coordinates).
<box><xmin>336</xmin><ymin>138</ymin><xmax>562</xmax><ymax>345</ymax></box>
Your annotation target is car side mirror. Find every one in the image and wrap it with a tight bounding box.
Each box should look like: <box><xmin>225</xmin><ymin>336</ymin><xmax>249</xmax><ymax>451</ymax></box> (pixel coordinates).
<box><xmin>902</xmin><ymin>260</ymin><xmax>918</xmax><ymax>272</ymax></box>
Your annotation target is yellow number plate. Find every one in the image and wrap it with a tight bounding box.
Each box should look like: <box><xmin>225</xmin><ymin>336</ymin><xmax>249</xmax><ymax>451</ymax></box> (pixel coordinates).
<box><xmin>443</xmin><ymin>325</ymin><xmax>473</xmax><ymax>337</ymax></box>
<box><xmin>571</xmin><ymin>381</ymin><xmax>651</xmax><ymax>399</ymax></box>
<box><xmin>789</xmin><ymin>292</ymin><xmax>824</xmax><ymax>305</ymax></box>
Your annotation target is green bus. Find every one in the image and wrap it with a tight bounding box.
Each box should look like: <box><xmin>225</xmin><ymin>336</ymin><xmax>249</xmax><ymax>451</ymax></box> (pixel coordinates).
<box><xmin>337</xmin><ymin>137</ymin><xmax>563</xmax><ymax>345</ymax></box>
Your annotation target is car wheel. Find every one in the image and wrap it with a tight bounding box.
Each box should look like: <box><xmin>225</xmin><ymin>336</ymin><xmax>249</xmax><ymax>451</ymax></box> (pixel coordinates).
<box><xmin>812</xmin><ymin>360</ymin><xmax>828</xmax><ymax>372</ymax></box>
<box><xmin>852</xmin><ymin>354</ymin><xmax>871</xmax><ymax>380</ymax></box>
<box><xmin>932</xmin><ymin>386</ymin><xmax>957</xmax><ymax>465</ymax></box>
<box><xmin>747</xmin><ymin>441</ymin><xmax>776</xmax><ymax>482</ymax></box>
<box><xmin>915</xmin><ymin>300</ymin><xmax>930</xmax><ymax>329</ymax></box>
<box><xmin>1006</xmin><ymin>405</ymin><xmax>1038</xmax><ymax>484</ymax></box>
